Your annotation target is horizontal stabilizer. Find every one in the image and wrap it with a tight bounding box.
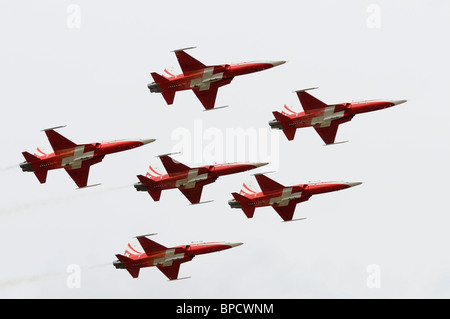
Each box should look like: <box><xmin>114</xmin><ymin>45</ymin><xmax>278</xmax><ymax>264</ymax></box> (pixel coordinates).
<box><xmin>161</xmin><ymin>90</ymin><xmax>176</xmax><ymax>105</ymax></box>
<box><xmin>272</xmin><ymin>112</ymin><xmax>297</xmax><ymax>140</ymax></box>
<box><xmin>231</xmin><ymin>192</ymin><xmax>255</xmax><ymax>218</ymax></box>
<box><xmin>34</xmin><ymin>170</ymin><xmax>48</xmax><ymax>184</ymax></box>
<box><xmin>137</xmin><ymin>175</ymin><xmax>162</xmax><ymax>201</ymax></box>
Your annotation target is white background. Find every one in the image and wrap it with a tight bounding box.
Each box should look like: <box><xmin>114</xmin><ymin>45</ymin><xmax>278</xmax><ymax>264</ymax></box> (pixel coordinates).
<box><xmin>0</xmin><ymin>0</ymin><xmax>449</xmax><ymax>298</ymax></box>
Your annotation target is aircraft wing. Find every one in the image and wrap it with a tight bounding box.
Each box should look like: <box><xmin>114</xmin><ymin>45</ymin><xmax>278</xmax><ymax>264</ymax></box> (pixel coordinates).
<box><xmin>254</xmin><ymin>174</ymin><xmax>285</xmax><ymax>194</ymax></box>
<box><xmin>173</xmin><ymin>49</ymin><xmax>206</xmax><ymax>75</ymax></box>
<box><xmin>157</xmin><ymin>257</ymin><xmax>193</xmax><ymax>280</ymax></box>
<box><xmin>43</xmin><ymin>128</ymin><xmax>77</xmax><ymax>154</ymax></box>
<box><xmin>179</xmin><ymin>184</ymin><xmax>205</xmax><ymax>204</ymax></box>
<box><xmin>314</xmin><ymin>116</ymin><xmax>354</xmax><ymax>145</ymax></box>
<box><xmin>136</xmin><ymin>236</ymin><xmax>167</xmax><ymax>255</ymax></box>
<box><xmin>64</xmin><ymin>156</ymin><xmax>104</xmax><ymax>188</ymax></box>
<box><xmin>272</xmin><ymin>201</ymin><xmax>297</xmax><ymax>222</ymax></box>
<box><xmin>192</xmin><ymin>78</ymin><xmax>233</xmax><ymax>110</ymax></box>
<box><xmin>296</xmin><ymin>89</ymin><xmax>328</xmax><ymax>114</ymax></box>
<box><xmin>272</xmin><ymin>196</ymin><xmax>310</xmax><ymax>221</ymax></box>
<box><xmin>159</xmin><ymin>155</ymin><xmax>191</xmax><ymax>176</ymax></box>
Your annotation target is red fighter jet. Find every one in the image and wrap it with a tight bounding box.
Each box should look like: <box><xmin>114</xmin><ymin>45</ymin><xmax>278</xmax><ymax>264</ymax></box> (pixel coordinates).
<box><xmin>269</xmin><ymin>88</ymin><xmax>407</xmax><ymax>144</ymax></box>
<box><xmin>229</xmin><ymin>174</ymin><xmax>362</xmax><ymax>222</ymax></box>
<box><xmin>135</xmin><ymin>154</ymin><xmax>268</xmax><ymax>204</ymax></box>
<box><xmin>20</xmin><ymin>126</ymin><xmax>155</xmax><ymax>188</ymax></box>
<box><xmin>148</xmin><ymin>46</ymin><xmax>285</xmax><ymax>110</ymax></box>
<box><xmin>113</xmin><ymin>234</ymin><xmax>243</xmax><ymax>280</ymax></box>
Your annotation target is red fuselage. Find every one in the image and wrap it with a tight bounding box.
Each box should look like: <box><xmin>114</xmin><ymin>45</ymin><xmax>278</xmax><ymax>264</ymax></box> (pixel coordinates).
<box><xmin>135</xmin><ymin>161</ymin><xmax>267</xmax><ymax>204</ymax></box>
<box><xmin>22</xmin><ymin>139</ymin><xmax>154</xmax><ymax>173</ymax></box>
<box><xmin>154</xmin><ymin>61</ymin><xmax>284</xmax><ymax>93</ymax></box>
<box><xmin>137</xmin><ymin>162</ymin><xmax>265</xmax><ymax>191</ymax></box>
<box><xmin>21</xmin><ymin>135</ymin><xmax>155</xmax><ymax>188</ymax></box>
<box><xmin>113</xmin><ymin>242</ymin><xmax>242</xmax><ymax>279</ymax></box>
<box><xmin>272</xmin><ymin>100</ymin><xmax>401</xmax><ymax>130</ymax></box>
<box><xmin>230</xmin><ymin>181</ymin><xmax>361</xmax><ymax>209</ymax></box>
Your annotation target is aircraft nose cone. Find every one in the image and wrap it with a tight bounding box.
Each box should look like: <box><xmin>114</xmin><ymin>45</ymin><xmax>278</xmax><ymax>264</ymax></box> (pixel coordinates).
<box><xmin>253</xmin><ymin>162</ymin><xmax>269</xmax><ymax>168</ymax></box>
<box><xmin>391</xmin><ymin>100</ymin><xmax>407</xmax><ymax>106</ymax></box>
<box><xmin>270</xmin><ymin>60</ymin><xmax>286</xmax><ymax>67</ymax></box>
<box><xmin>141</xmin><ymin>138</ymin><xmax>156</xmax><ymax>145</ymax></box>
<box><xmin>227</xmin><ymin>242</ymin><xmax>243</xmax><ymax>248</ymax></box>
<box><xmin>346</xmin><ymin>182</ymin><xmax>363</xmax><ymax>188</ymax></box>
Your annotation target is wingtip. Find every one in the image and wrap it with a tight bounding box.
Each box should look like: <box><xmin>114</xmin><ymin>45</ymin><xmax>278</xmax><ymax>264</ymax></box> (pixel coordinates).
<box><xmin>41</xmin><ymin>125</ymin><xmax>67</xmax><ymax>132</ymax></box>
<box><xmin>293</xmin><ymin>87</ymin><xmax>318</xmax><ymax>94</ymax></box>
<box><xmin>171</xmin><ymin>46</ymin><xmax>197</xmax><ymax>52</ymax></box>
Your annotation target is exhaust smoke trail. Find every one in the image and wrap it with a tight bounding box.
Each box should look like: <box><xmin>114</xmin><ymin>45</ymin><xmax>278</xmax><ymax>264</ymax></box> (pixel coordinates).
<box><xmin>0</xmin><ymin>184</ymin><xmax>132</xmax><ymax>216</ymax></box>
<box><xmin>0</xmin><ymin>262</ymin><xmax>111</xmax><ymax>290</ymax></box>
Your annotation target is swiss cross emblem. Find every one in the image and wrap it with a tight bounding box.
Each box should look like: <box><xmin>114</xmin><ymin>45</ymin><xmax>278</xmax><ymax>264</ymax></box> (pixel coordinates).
<box><xmin>311</xmin><ymin>106</ymin><xmax>345</xmax><ymax>128</ymax></box>
<box><xmin>190</xmin><ymin>67</ymin><xmax>223</xmax><ymax>91</ymax></box>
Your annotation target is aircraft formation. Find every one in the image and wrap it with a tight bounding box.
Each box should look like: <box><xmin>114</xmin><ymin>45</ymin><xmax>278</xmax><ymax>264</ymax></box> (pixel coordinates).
<box><xmin>20</xmin><ymin>47</ymin><xmax>406</xmax><ymax>280</ymax></box>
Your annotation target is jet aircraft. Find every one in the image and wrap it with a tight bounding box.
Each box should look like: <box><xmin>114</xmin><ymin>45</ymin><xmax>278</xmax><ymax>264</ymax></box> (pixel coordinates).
<box><xmin>269</xmin><ymin>88</ymin><xmax>407</xmax><ymax>144</ymax></box>
<box><xmin>114</xmin><ymin>234</ymin><xmax>242</xmax><ymax>280</ymax></box>
<box><xmin>148</xmin><ymin>47</ymin><xmax>285</xmax><ymax>110</ymax></box>
<box><xmin>20</xmin><ymin>126</ymin><xmax>155</xmax><ymax>188</ymax></box>
<box><xmin>229</xmin><ymin>173</ymin><xmax>362</xmax><ymax>221</ymax></box>
<box><xmin>135</xmin><ymin>153</ymin><xmax>268</xmax><ymax>204</ymax></box>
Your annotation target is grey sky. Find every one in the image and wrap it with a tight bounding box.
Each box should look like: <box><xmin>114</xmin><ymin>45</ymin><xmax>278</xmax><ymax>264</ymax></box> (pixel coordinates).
<box><xmin>0</xmin><ymin>0</ymin><xmax>449</xmax><ymax>298</ymax></box>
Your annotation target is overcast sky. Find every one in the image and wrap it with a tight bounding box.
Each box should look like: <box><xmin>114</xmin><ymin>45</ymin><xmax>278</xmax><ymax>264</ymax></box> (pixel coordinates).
<box><xmin>1</xmin><ymin>0</ymin><xmax>449</xmax><ymax>298</ymax></box>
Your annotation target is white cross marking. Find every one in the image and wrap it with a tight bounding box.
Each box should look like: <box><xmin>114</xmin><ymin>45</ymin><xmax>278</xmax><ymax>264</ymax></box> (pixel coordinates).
<box><xmin>269</xmin><ymin>187</ymin><xmax>302</xmax><ymax>207</ymax></box>
<box><xmin>153</xmin><ymin>249</ymin><xmax>185</xmax><ymax>267</ymax></box>
<box><xmin>176</xmin><ymin>169</ymin><xmax>208</xmax><ymax>189</ymax></box>
<box><xmin>61</xmin><ymin>146</ymin><xmax>94</xmax><ymax>169</ymax></box>
<box><xmin>311</xmin><ymin>106</ymin><xmax>345</xmax><ymax>128</ymax></box>
<box><xmin>190</xmin><ymin>67</ymin><xmax>224</xmax><ymax>91</ymax></box>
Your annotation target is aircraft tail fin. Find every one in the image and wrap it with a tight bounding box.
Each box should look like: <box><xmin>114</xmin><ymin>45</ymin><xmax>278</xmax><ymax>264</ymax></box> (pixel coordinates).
<box><xmin>22</xmin><ymin>151</ymin><xmax>40</xmax><ymax>163</ymax></box>
<box><xmin>231</xmin><ymin>192</ymin><xmax>255</xmax><ymax>219</ymax></box>
<box><xmin>137</xmin><ymin>175</ymin><xmax>162</xmax><ymax>201</ymax></box>
<box><xmin>21</xmin><ymin>151</ymin><xmax>48</xmax><ymax>184</ymax></box>
<box><xmin>151</xmin><ymin>72</ymin><xmax>169</xmax><ymax>84</ymax></box>
<box><xmin>115</xmin><ymin>254</ymin><xmax>140</xmax><ymax>279</ymax></box>
<box><xmin>272</xmin><ymin>111</ymin><xmax>297</xmax><ymax>141</ymax></box>
<box><xmin>150</xmin><ymin>72</ymin><xmax>176</xmax><ymax>105</ymax></box>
